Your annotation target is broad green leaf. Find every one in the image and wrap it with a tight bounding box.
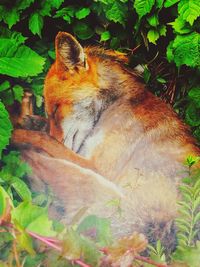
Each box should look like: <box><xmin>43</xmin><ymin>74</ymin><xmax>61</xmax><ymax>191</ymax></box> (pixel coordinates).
<box><xmin>3</xmin><ymin>8</ymin><xmax>20</xmax><ymax>29</ymax></box>
<box><xmin>73</xmin><ymin>22</ymin><xmax>94</xmax><ymax>40</ymax></box>
<box><xmin>0</xmin><ymin>102</ymin><xmax>12</xmax><ymax>158</ymax></box>
<box><xmin>13</xmin><ymin>85</ymin><xmax>24</xmax><ymax>102</ymax></box>
<box><xmin>0</xmin><ymin>38</ymin><xmax>45</xmax><ymax>77</ymax></box>
<box><xmin>100</xmin><ymin>31</ymin><xmax>111</xmax><ymax>41</ymax></box>
<box><xmin>0</xmin><ymin>81</ymin><xmax>10</xmax><ymax>92</ymax></box>
<box><xmin>147</xmin><ymin>14</ymin><xmax>159</xmax><ymax>27</ymax></box>
<box><xmin>11</xmin><ymin>176</ymin><xmax>32</xmax><ymax>201</ymax></box>
<box><xmin>169</xmin><ymin>16</ymin><xmax>192</xmax><ymax>34</ymax></box>
<box><xmin>170</xmin><ymin>33</ymin><xmax>200</xmax><ymax>67</ymax></box>
<box><xmin>134</xmin><ymin>0</ymin><xmax>155</xmax><ymax>18</ymax></box>
<box><xmin>147</xmin><ymin>29</ymin><xmax>159</xmax><ymax>44</ymax></box>
<box><xmin>75</xmin><ymin>7</ymin><xmax>90</xmax><ymax>19</ymax></box>
<box><xmin>106</xmin><ymin>1</ymin><xmax>128</xmax><ymax>26</ymax></box>
<box><xmin>178</xmin><ymin>0</ymin><xmax>200</xmax><ymax>26</ymax></box>
<box><xmin>50</xmin><ymin>0</ymin><xmax>64</xmax><ymax>9</ymax></box>
<box><xmin>0</xmin><ymin>27</ymin><xmax>26</xmax><ymax>45</ymax></box>
<box><xmin>39</xmin><ymin>1</ymin><xmax>52</xmax><ymax>16</ymax></box>
<box><xmin>16</xmin><ymin>0</ymin><xmax>35</xmax><ymax>10</ymax></box>
<box><xmin>164</xmin><ymin>0</ymin><xmax>180</xmax><ymax>8</ymax></box>
<box><xmin>78</xmin><ymin>215</ymin><xmax>113</xmax><ymax>246</ymax></box>
<box><xmin>29</xmin><ymin>13</ymin><xmax>44</xmax><ymax>37</ymax></box>
<box><xmin>12</xmin><ymin>202</ymin><xmax>56</xmax><ymax>236</ymax></box>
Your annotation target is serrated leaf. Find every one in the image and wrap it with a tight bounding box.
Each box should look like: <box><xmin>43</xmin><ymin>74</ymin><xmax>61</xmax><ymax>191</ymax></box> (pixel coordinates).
<box><xmin>0</xmin><ymin>27</ymin><xmax>26</xmax><ymax>46</ymax></box>
<box><xmin>78</xmin><ymin>215</ymin><xmax>112</xmax><ymax>246</ymax></box>
<box><xmin>0</xmin><ymin>38</ymin><xmax>45</xmax><ymax>77</ymax></box>
<box><xmin>147</xmin><ymin>29</ymin><xmax>159</xmax><ymax>44</ymax></box>
<box><xmin>3</xmin><ymin>8</ymin><xmax>20</xmax><ymax>29</ymax></box>
<box><xmin>169</xmin><ymin>33</ymin><xmax>200</xmax><ymax>67</ymax></box>
<box><xmin>100</xmin><ymin>31</ymin><xmax>111</xmax><ymax>42</ymax></box>
<box><xmin>13</xmin><ymin>85</ymin><xmax>24</xmax><ymax>102</ymax></box>
<box><xmin>11</xmin><ymin>176</ymin><xmax>31</xmax><ymax>201</ymax></box>
<box><xmin>169</xmin><ymin>16</ymin><xmax>192</xmax><ymax>34</ymax></box>
<box><xmin>75</xmin><ymin>7</ymin><xmax>90</xmax><ymax>19</ymax></box>
<box><xmin>0</xmin><ymin>81</ymin><xmax>10</xmax><ymax>92</ymax></box>
<box><xmin>178</xmin><ymin>0</ymin><xmax>200</xmax><ymax>26</ymax></box>
<box><xmin>106</xmin><ymin>1</ymin><xmax>128</xmax><ymax>26</ymax></box>
<box><xmin>16</xmin><ymin>0</ymin><xmax>35</xmax><ymax>10</ymax></box>
<box><xmin>134</xmin><ymin>0</ymin><xmax>155</xmax><ymax>18</ymax></box>
<box><xmin>73</xmin><ymin>22</ymin><xmax>94</xmax><ymax>40</ymax></box>
<box><xmin>0</xmin><ymin>102</ymin><xmax>12</xmax><ymax>158</ymax></box>
<box><xmin>147</xmin><ymin>14</ymin><xmax>159</xmax><ymax>27</ymax></box>
<box><xmin>29</xmin><ymin>13</ymin><xmax>44</xmax><ymax>37</ymax></box>
<box><xmin>164</xmin><ymin>0</ymin><xmax>180</xmax><ymax>8</ymax></box>
<box><xmin>12</xmin><ymin>202</ymin><xmax>56</xmax><ymax>236</ymax></box>
<box><xmin>50</xmin><ymin>0</ymin><xmax>64</xmax><ymax>9</ymax></box>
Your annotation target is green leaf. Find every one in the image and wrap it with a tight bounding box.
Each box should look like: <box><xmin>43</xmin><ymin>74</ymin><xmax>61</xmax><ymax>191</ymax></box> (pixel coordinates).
<box><xmin>3</xmin><ymin>8</ymin><xmax>20</xmax><ymax>29</ymax></box>
<box><xmin>0</xmin><ymin>27</ymin><xmax>26</xmax><ymax>46</ymax></box>
<box><xmin>73</xmin><ymin>22</ymin><xmax>94</xmax><ymax>40</ymax></box>
<box><xmin>0</xmin><ymin>81</ymin><xmax>10</xmax><ymax>92</ymax></box>
<box><xmin>29</xmin><ymin>13</ymin><xmax>44</xmax><ymax>37</ymax></box>
<box><xmin>0</xmin><ymin>102</ymin><xmax>12</xmax><ymax>158</ymax></box>
<box><xmin>156</xmin><ymin>0</ymin><xmax>164</xmax><ymax>8</ymax></box>
<box><xmin>54</xmin><ymin>6</ymin><xmax>75</xmax><ymax>19</ymax></box>
<box><xmin>0</xmin><ymin>38</ymin><xmax>45</xmax><ymax>77</ymax></box>
<box><xmin>188</xmin><ymin>87</ymin><xmax>200</xmax><ymax>103</ymax></box>
<box><xmin>100</xmin><ymin>31</ymin><xmax>111</xmax><ymax>41</ymax></box>
<box><xmin>186</xmin><ymin>102</ymin><xmax>200</xmax><ymax>127</ymax></box>
<box><xmin>164</xmin><ymin>0</ymin><xmax>180</xmax><ymax>8</ymax></box>
<box><xmin>158</xmin><ymin>25</ymin><xmax>167</xmax><ymax>36</ymax></box>
<box><xmin>17</xmin><ymin>231</ymin><xmax>35</xmax><ymax>255</ymax></box>
<box><xmin>0</xmin><ymin>186</ymin><xmax>11</xmax><ymax>216</ymax></box>
<box><xmin>169</xmin><ymin>32</ymin><xmax>200</xmax><ymax>67</ymax></box>
<box><xmin>134</xmin><ymin>0</ymin><xmax>155</xmax><ymax>18</ymax></box>
<box><xmin>16</xmin><ymin>0</ymin><xmax>35</xmax><ymax>10</ymax></box>
<box><xmin>147</xmin><ymin>14</ymin><xmax>159</xmax><ymax>27</ymax></box>
<box><xmin>12</xmin><ymin>202</ymin><xmax>56</xmax><ymax>236</ymax></box>
<box><xmin>169</xmin><ymin>16</ymin><xmax>192</xmax><ymax>34</ymax></box>
<box><xmin>11</xmin><ymin>176</ymin><xmax>32</xmax><ymax>201</ymax></box>
<box><xmin>75</xmin><ymin>7</ymin><xmax>90</xmax><ymax>20</ymax></box>
<box><xmin>13</xmin><ymin>85</ymin><xmax>24</xmax><ymax>102</ymax></box>
<box><xmin>178</xmin><ymin>0</ymin><xmax>200</xmax><ymax>26</ymax></box>
<box><xmin>106</xmin><ymin>1</ymin><xmax>128</xmax><ymax>26</ymax></box>
<box><xmin>50</xmin><ymin>0</ymin><xmax>64</xmax><ymax>9</ymax></box>
<box><xmin>172</xmin><ymin>242</ymin><xmax>200</xmax><ymax>267</ymax></box>
<box><xmin>78</xmin><ymin>215</ymin><xmax>113</xmax><ymax>246</ymax></box>
<box><xmin>147</xmin><ymin>29</ymin><xmax>159</xmax><ymax>44</ymax></box>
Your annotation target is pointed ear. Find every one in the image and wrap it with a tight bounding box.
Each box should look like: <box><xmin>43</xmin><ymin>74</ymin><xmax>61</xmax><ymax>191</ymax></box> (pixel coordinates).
<box><xmin>55</xmin><ymin>32</ymin><xmax>87</xmax><ymax>71</ymax></box>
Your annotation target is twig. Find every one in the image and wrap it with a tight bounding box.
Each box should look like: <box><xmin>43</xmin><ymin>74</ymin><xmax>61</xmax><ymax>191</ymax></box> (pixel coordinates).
<box><xmin>13</xmin><ymin>240</ymin><xmax>21</xmax><ymax>267</ymax></box>
<box><xmin>135</xmin><ymin>255</ymin><xmax>170</xmax><ymax>267</ymax></box>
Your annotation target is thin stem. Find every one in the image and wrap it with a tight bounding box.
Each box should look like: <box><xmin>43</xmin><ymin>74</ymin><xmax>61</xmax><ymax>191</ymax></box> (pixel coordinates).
<box><xmin>13</xmin><ymin>240</ymin><xmax>21</xmax><ymax>267</ymax></box>
<box><xmin>135</xmin><ymin>255</ymin><xmax>170</xmax><ymax>267</ymax></box>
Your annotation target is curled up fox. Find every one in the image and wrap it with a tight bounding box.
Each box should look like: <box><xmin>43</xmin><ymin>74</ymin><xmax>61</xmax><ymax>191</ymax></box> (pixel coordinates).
<box><xmin>16</xmin><ymin>32</ymin><xmax>200</xmax><ymax>252</ymax></box>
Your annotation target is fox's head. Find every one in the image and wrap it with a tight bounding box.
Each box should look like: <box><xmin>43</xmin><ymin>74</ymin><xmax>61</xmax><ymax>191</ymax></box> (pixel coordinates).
<box><xmin>44</xmin><ymin>32</ymin><xmax>142</xmax><ymax>152</ymax></box>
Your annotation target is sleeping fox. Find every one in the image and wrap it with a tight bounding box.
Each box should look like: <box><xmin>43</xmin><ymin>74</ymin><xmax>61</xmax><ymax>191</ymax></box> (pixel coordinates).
<box><xmin>15</xmin><ymin>32</ymin><xmax>200</xmax><ymax>252</ymax></box>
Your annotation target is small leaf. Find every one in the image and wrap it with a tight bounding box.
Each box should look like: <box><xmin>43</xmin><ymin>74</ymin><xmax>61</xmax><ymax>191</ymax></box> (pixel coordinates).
<box><xmin>100</xmin><ymin>31</ymin><xmax>111</xmax><ymax>42</ymax></box>
<box><xmin>0</xmin><ymin>81</ymin><xmax>10</xmax><ymax>92</ymax></box>
<box><xmin>75</xmin><ymin>7</ymin><xmax>90</xmax><ymax>20</ymax></box>
<box><xmin>164</xmin><ymin>0</ymin><xmax>180</xmax><ymax>8</ymax></box>
<box><xmin>13</xmin><ymin>85</ymin><xmax>24</xmax><ymax>102</ymax></box>
<box><xmin>159</xmin><ymin>25</ymin><xmax>167</xmax><ymax>36</ymax></box>
<box><xmin>147</xmin><ymin>29</ymin><xmax>159</xmax><ymax>44</ymax></box>
<box><xmin>73</xmin><ymin>22</ymin><xmax>94</xmax><ymax>40</ymax></box>
<box><xmin>29</xmin><ymin>13</ymin><xmax>44</xmax><ymax>37</ymax></box>
<box><xmin>134</xmin><ymin>0</ymin><xmax>155</xmax><ymax>18</ymax></box>
<box><xmin>147</xmin><ymin>14</ymin><xmax>159</xmax><ymax>27</ymax></box>
<box><xmin>50</xmin><ymin>0</ymin><xmax>64</xmax><ymax>9</ymax></box>
<box><xmin>193</xmin><ymin>211</ymin><xmax>200</xmax><ymax>225</ymax></box>
<box><xmin>3</xmin><ymin>8</ymin><xmax>20</xmax><ymax>29</ymax></box>
<box><xmin>11</xmin><ymin>176</ymin><xmax>32</xmax><ymax>201</ymax></box>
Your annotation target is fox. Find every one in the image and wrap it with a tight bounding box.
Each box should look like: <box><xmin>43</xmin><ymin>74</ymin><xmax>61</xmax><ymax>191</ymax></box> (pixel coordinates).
<box><xmin>13</xmin><ymin>31</ymin><xmax>200</xmax><ymax>253</ymax></box>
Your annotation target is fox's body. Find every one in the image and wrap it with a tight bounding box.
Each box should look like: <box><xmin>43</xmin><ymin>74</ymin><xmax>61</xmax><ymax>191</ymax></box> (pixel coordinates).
<box><xmin>22</xmin><ymin>32</ymin><xmax>200</xmax><ymax>250</ymax></box>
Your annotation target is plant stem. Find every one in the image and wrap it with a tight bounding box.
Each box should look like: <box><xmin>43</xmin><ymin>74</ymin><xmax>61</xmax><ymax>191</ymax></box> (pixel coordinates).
<box><xmin>13</xmin><ymin>240</ymin><xmax>21</xmax><ymax>267</ymax></box>
<box><xmin>135</xmin><ymin>255</ymin><xmax>170</xmax><ymax>267</ymax></box>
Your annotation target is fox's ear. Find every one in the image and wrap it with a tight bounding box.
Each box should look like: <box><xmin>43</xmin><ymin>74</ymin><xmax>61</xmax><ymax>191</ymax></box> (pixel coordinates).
<box><xmin>55</xmin><ymin>32</ymin><xmax>87</xmax><ymax>71</ymax></box>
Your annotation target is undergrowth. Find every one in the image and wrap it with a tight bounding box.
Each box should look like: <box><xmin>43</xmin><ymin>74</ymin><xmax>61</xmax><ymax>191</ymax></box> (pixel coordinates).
<box><xmin>0</xmin><ymin>153</ymin><xmax>200</xmax><ymax>267</ymax></box>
